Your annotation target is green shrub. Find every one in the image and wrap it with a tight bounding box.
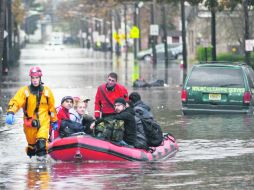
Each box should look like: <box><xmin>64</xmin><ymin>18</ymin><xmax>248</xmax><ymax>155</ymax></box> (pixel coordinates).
<box><xmin>216</xmin><ymin>52</ymin><xmax>254</xmax><ymax>68</ymax></box>
<box><xmin>196</xmin><ymin>46</ymin><xmax>213</xmax><ymax>61</ymax></box>
<box><xmin>216</xmin><ymin>53</ymin><xmax>244</xmax><ymax>62</ymax></box>
<box><xmin>196</xmin><ymin>48</ymin><xmax>254</xmax><ymax>68</ymax></box>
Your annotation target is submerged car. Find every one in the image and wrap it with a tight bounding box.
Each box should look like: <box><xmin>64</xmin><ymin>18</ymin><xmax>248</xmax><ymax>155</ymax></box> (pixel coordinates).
<box><xmin>181</xmin><ymin>62</ymin><xmax>254</xmax><ymax>114</ymax></box>
<box><xmin>137</xmin><ymin>43</ymin><xmax>182</xmax><ymax>61</ymax></box>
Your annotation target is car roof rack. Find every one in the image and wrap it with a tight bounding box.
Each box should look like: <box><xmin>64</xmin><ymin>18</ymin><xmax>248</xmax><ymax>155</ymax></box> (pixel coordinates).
<box><xmin>199</xmin><ymin>61</ymin><xmax>246</xmax><ymax>65</ymax></box>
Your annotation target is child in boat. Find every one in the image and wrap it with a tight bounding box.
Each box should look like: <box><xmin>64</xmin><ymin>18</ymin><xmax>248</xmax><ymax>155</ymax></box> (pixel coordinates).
<box><xmin>69</xmin><ymin>96</ymin><xmax>90</xmax><ymax>124</ymax></box>
<box><xmin>69</xmin><ymin>96</ymin><xmax>95</xmax><ymax>134</ymax></box>
<box><xmin>52</xmin><ymin>96</ymin><xmax>74</xmax><ymax>139</ymax></box>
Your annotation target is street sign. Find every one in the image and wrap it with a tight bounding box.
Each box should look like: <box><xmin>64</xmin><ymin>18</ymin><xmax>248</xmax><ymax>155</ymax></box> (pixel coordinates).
<box><xmin>150</xmin><ymin>25</ymin><xmax>159</xmax><ymax>36</ymax></box>
<box><xmin>245</xmin><ymin>39</ymin><xmax>254</xmax><ymax>51</ymax></box>
<box><xmin>113</xmin><ymin>32</ymin><xmax>122</xmax><ymax>44</ymax></box>
<box><xmin>93</xmin><ymin>31</ymin><xmax>99</xmax><ymax>41</ymax></box>
<box><xmin>130</xmin><ymin>26</ymin><xmax>140</xmax><ymax>39</ymax></box>
<box><xmin>4</xmin><ymin>30</ymin><xmax>8</xmax><ymax>39</ymax></box>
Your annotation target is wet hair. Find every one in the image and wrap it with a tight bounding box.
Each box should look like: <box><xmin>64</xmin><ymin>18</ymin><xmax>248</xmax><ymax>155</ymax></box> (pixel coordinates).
<box><xmin>108</xmin><ymin>72</ymin><xmax>118</xmax><ymax>81</ymax></box>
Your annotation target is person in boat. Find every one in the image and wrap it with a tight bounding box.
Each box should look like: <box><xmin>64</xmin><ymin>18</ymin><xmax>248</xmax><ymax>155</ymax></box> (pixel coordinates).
<box><xmin>94</xmin><ymin>72</ymin><xmax>128</xmax><ymax>119</ymax></box>
<box><xmin>128</xmin><ymin>92</ymin><xmax>154</xmax><ymax>149</ymax></box>
<box><xmin>69</xmin><ymin>96</ymin><xmax>95</xmax><ymax>134</ymax></box>
<box><xmin>52</xmin><ymin>96</ymin><xmax>74</xmax><ymax>138</ymax></box>
<box><xmin>91</xmin><ymin>98</ymin><xmax>137</xmax><ymax>147</ymax></box>
<box><xmin>5</xmin><ymin>66</ymin><xmax>58</xmax><ymax>159</ymax></box>
<box><xmin>69</xmin><ymin>96</ymin><xmax>90</xmax><ymax>124</ymax></box>
<box><xmin>129</xmin><ymin>92</ymin><xmax>152</xmax><ymax>114</ymax></box>
<box><xmin>129</xmin><ymin>92</ymin><xmax>163</xmax><ymax>148</ymax></box>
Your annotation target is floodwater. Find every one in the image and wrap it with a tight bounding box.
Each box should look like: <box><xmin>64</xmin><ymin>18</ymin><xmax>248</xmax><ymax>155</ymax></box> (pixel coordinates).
<box><xmin>1</xmin><ymin>45</ymin><xmax>254</xmax><ymax>189</ymax></box>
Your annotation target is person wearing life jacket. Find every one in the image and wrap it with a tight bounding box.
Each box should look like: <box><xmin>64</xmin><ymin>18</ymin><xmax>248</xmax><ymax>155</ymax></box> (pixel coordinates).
<box><xmin>5</xmin><ymin>66</ymin><xmax>58</xmax><ymax>159</ymax></box>
<box><xmin>94</xmin><ymin>72</ymin><xmax>128</xmax><ymax>119</ymax></box>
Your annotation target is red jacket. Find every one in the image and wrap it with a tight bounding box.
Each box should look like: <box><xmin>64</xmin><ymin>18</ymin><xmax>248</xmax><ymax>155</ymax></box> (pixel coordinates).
<box><xmin>53</xmin><ymin>106</ymin><xmax>70</xmax><ymax>139</ymax></box>
<box><xmin>94</xmin><ymin>83</ymin><xmax>128</xmax><ymax>118</ymax></box>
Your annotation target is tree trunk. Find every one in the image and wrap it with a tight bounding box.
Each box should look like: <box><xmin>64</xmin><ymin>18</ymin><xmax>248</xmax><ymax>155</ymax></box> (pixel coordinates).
<box><xmin>211</xmin><ymin>9</ymin><xmax>216</xmax><ymax>61</ymax></box>
<box><xmin>0</xmin><ymin>0</ymin><xmax>6</xmax><ymax>75</ymax></box>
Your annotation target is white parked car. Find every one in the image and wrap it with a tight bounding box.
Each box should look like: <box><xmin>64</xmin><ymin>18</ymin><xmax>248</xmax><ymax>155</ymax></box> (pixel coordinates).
<box><xmin>137</xmin><ymin>43</ymin><xmax>182</xmax><ymax>61</ymax></box>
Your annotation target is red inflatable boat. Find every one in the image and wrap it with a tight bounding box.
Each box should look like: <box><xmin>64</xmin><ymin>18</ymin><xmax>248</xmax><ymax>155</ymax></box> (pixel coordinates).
<box><xmin>48</xmin><ymin>134</ymin><xmax>179</xmax><ymax>162</ymax></box>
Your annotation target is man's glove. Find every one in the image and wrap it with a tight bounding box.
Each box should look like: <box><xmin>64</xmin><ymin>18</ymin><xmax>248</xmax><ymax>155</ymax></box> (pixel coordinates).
<box><xmin>51</xmin><ymin>121</ymin><xmax>58</xmax><ymax>131</ymax></box>
<box><xmin>6</xmin><ymin>112</ymin><xmax>15</xmax><ymax>125</ymax></box>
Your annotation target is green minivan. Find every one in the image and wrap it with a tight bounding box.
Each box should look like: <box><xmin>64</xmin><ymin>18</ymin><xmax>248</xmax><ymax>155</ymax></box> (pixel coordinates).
<box><xmin>182</xmin><ymin>62</ymin><xmax>254</xmax><ymax>114</ymax></box>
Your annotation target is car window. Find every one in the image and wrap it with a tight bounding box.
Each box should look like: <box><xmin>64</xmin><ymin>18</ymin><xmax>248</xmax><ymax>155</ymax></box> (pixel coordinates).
<box><xmin>244</xmin><ymin>67</ymin><xmax>254</xmax><ymax>89</ymax></box>
<box><xmin>187</xmin><ymin>67</ymin><xmax>245</xmax><ymax>87</ymax></box>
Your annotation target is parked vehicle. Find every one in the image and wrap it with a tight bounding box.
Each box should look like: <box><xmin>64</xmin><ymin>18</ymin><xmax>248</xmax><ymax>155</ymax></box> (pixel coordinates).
<box><xmin>137</xmin><ymin>43</ymin><xmax>182</xmax><ymax>61</ymax></box>
<box><xmin>45</xmin><ymin>33</ymin><xmax>64</xmax><ymax>50</ymax></box>
<box><xmin>181</xmin><ymin>62</ymin><xmax>254</xmax><ymax>114</ymax></box>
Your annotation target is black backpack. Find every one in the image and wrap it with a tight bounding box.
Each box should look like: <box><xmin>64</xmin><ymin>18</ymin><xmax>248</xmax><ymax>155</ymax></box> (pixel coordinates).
<box><xmin>134</xmin><ymin>106</ymin><xmax>163</xmax><ymax>147</ymax></box>
<box><xmin>140</xmin><ymin>117</ymin><xmax>163</xmax><ymax>147</ymax></box>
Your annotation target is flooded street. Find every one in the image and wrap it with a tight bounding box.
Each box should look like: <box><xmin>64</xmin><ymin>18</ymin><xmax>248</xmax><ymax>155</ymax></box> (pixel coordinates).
<box><xmin>1</xmin><ymin>45</ymin><xmax>254</xmax><ymax>189</ymax></box>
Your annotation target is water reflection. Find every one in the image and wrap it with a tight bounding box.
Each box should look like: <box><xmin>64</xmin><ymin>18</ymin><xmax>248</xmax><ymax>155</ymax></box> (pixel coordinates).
<box><xmin>50</xmin><ymin>161</ymin><xmax>178</xmax><ymax>189</ymax></box>
<box><xmin>178</xmin><ymin>114</ymin><xmax>254</xmax><ymax>140</ymax></box>
<box><xmin>26</xmin><ymin>163</ymin><xmax>50</xmax><ymax>190</ymax></box>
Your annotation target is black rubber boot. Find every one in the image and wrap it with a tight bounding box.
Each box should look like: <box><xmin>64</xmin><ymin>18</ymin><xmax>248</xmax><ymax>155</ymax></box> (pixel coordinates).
<box><xmin>26</xmin><ymin>145</ymin><xmax>36</xmax><ymax>158</ymax></box>
<box><xmin>35</xmin><ymin>139</ymin><xmax>47</xmax><ymax>157</ymax></box>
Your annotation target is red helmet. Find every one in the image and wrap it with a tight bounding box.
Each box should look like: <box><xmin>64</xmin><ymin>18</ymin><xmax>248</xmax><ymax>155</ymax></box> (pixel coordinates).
<box><xmin>29</xmin><ymin>66</ymin><xmax>42</xmax><ymax>77</ymax></box>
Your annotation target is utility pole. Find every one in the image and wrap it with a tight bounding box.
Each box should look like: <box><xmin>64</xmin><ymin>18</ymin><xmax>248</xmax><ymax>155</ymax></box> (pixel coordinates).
<box><xmin>150</xmin><ymin>0</ymin><xmax>157</xmax><ymax>65</ymax></box>
<box><xmin>211</xmin><ymin>0</ymin><xmax>216</xmax><ymax>61</ymax></box>
<box><xmin>161</xmin><ymin>5</ymin><xmax>169</xmax><ymax>84</ymax></box>
<box><xmin>243</xmin><ymin>0</ymin><xmax>250</xmax><ymax>65</ymax></box>
<box><xmin>133</xmin><ymin>2</ymin><xmax>138</xmax><ymax>60</ymax></box>
<box><xmin>138</xmin><ymin>5</ymin><xmax>141</xmax><ymax>51</ymax></box>
<box><xmin>124</xmin><ymin>4</ymin><xmax>128</xmax><ymax>60</ymax></box>
<box><xmin>181</xmin><ymin>0</ymin><xmax>187</xmax><ymax>83</ymax></box>
<box><xmin>109</xmin><ymin>11</ymin><xmax>113</xmax><ymax>58</ymax></box>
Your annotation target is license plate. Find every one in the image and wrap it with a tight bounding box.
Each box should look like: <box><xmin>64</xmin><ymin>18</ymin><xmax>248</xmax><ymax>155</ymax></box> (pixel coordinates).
<box><xmin>209</xmin><ymin>93</ymin><xmax>221</xmax><ymax>100</ymax></box>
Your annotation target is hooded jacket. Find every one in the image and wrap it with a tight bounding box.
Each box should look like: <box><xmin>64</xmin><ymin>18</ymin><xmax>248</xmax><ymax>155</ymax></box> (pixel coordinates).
<box><xmin>133</xmin><ymin>100</ymin><xmax>151</xmax><ymax>112</ymax></box>
<box><xmin>69</xmin><ymin>108</ymin><xmax>83</xmax><ymax>124</ymax></box>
